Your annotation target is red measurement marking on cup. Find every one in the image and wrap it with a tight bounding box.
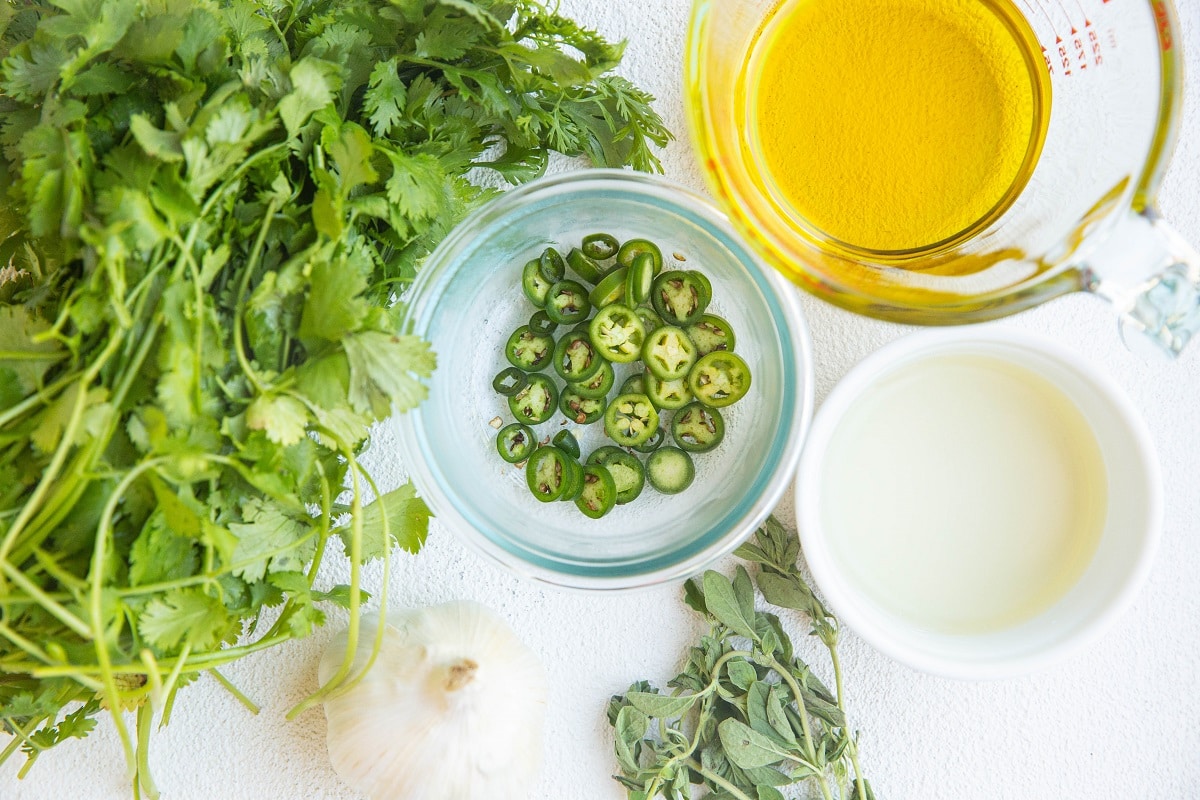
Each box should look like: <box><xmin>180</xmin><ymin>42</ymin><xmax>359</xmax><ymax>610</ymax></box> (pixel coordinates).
<box><xmin>1152</xmin><ymin>1</ymin><xmax>1172</xmax><ymax>51</ymax></box>
<box><xmin>1021</xmin><ymin>0</ymin><xmax>1108</xmax><ymax>75</ymax></box>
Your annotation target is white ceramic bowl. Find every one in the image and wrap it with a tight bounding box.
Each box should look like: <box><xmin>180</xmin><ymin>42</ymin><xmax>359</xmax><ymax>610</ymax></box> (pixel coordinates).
<box><xmin>796</xmin><ymin>329</ymin><xmax>1162</xmax><ymax>678</ymax></box>
<box><xmin>397</xmin><ymin>170</ymin><xmax>814</xmax><ymax>590</ymax></box>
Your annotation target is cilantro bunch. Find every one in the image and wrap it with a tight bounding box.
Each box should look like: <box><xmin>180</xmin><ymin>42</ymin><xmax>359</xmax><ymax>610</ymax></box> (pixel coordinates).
<box><xmin>0</xmin><ymin>0</ymin><xmax>669</xmax><ymax>793</ymax></box>
<box><xmin>609</xmin><ymin>518</ymin><xmax>875</xmax><ymax>800</ymax></box>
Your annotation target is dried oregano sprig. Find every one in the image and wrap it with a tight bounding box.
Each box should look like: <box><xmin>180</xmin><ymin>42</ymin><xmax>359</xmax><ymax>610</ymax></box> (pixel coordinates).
<box><xmin>607</xmin><ymin>517</ymin><xmax>874</xmax><ymax>800</ymax></box>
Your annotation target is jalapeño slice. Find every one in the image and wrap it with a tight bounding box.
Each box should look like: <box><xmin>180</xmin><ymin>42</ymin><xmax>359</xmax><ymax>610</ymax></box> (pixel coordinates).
<box><xmin>505</xmin><ymin>326</ymin><xmax>554</xmax><ymax>372</ymax></box>
<box><xmin>632</xmin><ymin>424</ymin><xmax>666</xmax><ymax>454</ymax></box>
<box><xmin>568</xmin><ymin>359</ymin><xmax>615</xmax><ymax>399</ymax></box>
<box><xmin>672</xmin><ymin>402</ymin><xmax>725</xmax><ymax>453</ymax></box>
<box><xmin>642</xmin><ymin>325</ymin><xmax>698</xmax><ymax>381</ymax></box>
<box><xmin>604</xmin><ymin>393</ymin><xmax>659</xmax><ymax>447</ymax></box>
<box><xmin>587</xmin><ymin>446</ymin><xmax>646</xmax><ymax>505</ymax></box>
<box><xmin>508</xmin><ymin>374</ymin><xmax>558</xmax><ymax>424</ymax></box>
<box><xmin>567</xmin><ymin>247</ymin><xmax>608</xmax><ymax>284</ymax></box>
<box><xmin>553</xmin><ymin>330</ymin><xmax>603</xmax><ymax>383</ymax></box>
<box><xmin>560</xmin><ymin>389</ymin><xmax>606</xmax><ymax>424</ymax></box>
<box><xmin>645</xmin><ymin>373</ymin><xmax>694</xmax><ymax>410</ymax></box>
<box><xmin>689</xmin><ymin>352</ymin><xmax>752</xmax><ymax>408</ymax></box>
<box><xmin>538</xmin><ymin>247</ymin><xmax>566</xmax><ymax>283</ymax></box>
<box><xmin>651</xmin><ymin>270</ymin><xmax>709</xmax><ymax>326</ymax></box>
<box><xmin>493</xmin><ymin>367</ymin><xmax>529</xmax><ymax>396</ymax></box>
<box><xmin>526</xmin><ymin>446</ymin><xmax>569</xmax><ymax>502</ymax></box>
<box><xmin>582</xmin><ymin>232</ymin><xmax>620</xmax><ymax>261</ymax></box>
<box><xmin>545</xmin><ymin>279</ymin><xmax>591</xmax><ymax>325</ymax></box>
<box><xmin>552</xmin><ymin>429</ymin><xmax>581</xmax><ymax>459</ymax></box>
<box><xmin>617</xmin><ymin>238</ymin><xmax>663</xmax><ymax>274</ymax></box>
<box><xmin>589</xmin><ymin>266</ymin><xmax>628</xmax><ymax>308</ymax></box>
<box><xmin>646</xmin><ymin>447</ymin><xmax>695</xmax><ymax>494</ymax></box>
<box><xmin>496</xmin><ymin>423</ymin><xmax>536</xmax><ymax>463</ymax></box>
<box><xmin>686</xmin><ymin>314</ymin><xmax>735</xmax><ymax>356</ymax></box>
<box><xmin>575</xmin><ymin>465</ymin><xmax>617</xmax><ymax>519</ymax></box>
<box><xmin>521</xmin><ymin>258</ymin><xmax>553</xmax><ymax>308</ymax></box>
<box><xmin>589</xmin><ymin>303</ymin><xmax>646</xmax><ymax>364</ymax></box>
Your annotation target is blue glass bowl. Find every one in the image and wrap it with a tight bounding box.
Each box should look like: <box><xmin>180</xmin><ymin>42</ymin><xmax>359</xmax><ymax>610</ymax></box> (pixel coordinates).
<box><xmin>396</xmin><ymin>170</ymin><xmax>813</xmax><ymax>589</ymax></box>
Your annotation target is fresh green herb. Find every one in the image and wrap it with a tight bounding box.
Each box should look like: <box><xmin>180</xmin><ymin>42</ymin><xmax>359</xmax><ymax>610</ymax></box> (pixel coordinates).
<box><xmin>0</xmin><ymin>0</ymin><xmax>669</xmax><ymax>793</ymax></box>
<box><xmin>608</xmin><ymin>517</ymin><xmax>874</xmax><ymax>800</ymax></box>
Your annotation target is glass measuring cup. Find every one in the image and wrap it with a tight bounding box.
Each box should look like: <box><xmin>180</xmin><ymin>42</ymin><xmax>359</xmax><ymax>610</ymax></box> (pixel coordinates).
<box><xmin>686</xmin><ymin>0</ymin><xmax>1200</xmax><ymax>356</ymax></box>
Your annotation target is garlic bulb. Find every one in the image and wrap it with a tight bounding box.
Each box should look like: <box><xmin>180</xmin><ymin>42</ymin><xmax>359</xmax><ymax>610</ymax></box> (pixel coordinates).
<box><xmin>319</xmin><ymin>601</ymin><xmax>547</xmax><ymax>800</ymax></box>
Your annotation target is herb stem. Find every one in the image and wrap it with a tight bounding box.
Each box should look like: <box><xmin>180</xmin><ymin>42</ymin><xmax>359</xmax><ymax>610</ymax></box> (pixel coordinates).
<box><xmin>209</xmin><ymin>668</ymin><xmax>261</xmax><ymax>714</ymax></box>
<box><xmin>770</xmin><ymin>654</ymin><xmax>835</xmax><ymax>800</ymax></box>
<box><xmin>232</xmin><ymin>198</ymin><xmax>282</xmax><ymax>395</ymax></box>
<box><xmin>830</xmin><ymin>645</ymin><xmax>868</xmax><ymax>800</ymax></box>
<box><xmin>684</xmin><ymin>759</ymin><xmax>757</xmax><ymax>800</ymax></box>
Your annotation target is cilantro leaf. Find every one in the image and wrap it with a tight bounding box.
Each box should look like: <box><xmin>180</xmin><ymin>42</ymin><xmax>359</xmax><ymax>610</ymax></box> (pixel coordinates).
<box><xmin>335</xmin><ymin>481</ymin><xmax>432</xmax><ymax>562</ymax></box>
<box><xmin>139</xmin><ymin>589</ymin><xmax>230</xmax><ymax>651</ymax></box>
<box><xmin>343</xmin><ymin>331</ymin><xmax>436</xmax><ymax>418</ymax></box>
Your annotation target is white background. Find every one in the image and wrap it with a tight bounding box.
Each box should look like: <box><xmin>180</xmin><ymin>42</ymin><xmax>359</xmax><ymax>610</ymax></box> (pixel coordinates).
<box><xmin>6</xmin><ymin>1</ymin><xmax>1200</xmax><ymax>798</ymax></box>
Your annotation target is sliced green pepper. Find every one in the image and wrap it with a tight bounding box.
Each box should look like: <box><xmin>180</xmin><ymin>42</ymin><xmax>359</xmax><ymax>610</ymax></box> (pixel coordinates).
<box><xmin>632</xmin><ymin>425</ymin><xmax>666</xmax><ymax>454</ymax></box>
<box><xmin>672</xmin><ymin>402</ymin><xmax>725</xmax><ymax>452</ymax></box>
<box><xmin>526</xmin><ymin>446</ymin><xmax>569</xmax><ymax>502</ymax></box>
<box><xmin>686</xmin><ymin>314</ymin><xmax>735</xmax><ymax>356</ymax></box>
<box><xmin>575</xmin><ymin>465</ymin><xmax>617</xmax><ymax>519</ymax></box>
<box><xmin>646</xmin><ymin>446</ymin><xmax>695</xmax><ymax>494</ymax></box>
<box><xmin>604</xmin><ymin>393</ymin><xmax>659</xmax><ymax>447</ymax></box>
<box><xmin>553</xmin><ymin>330</ymin><xmax>603</xmax><ymax>382</ymax></box>
<box><xmin>552</xmin><ymin>429</ymin><xmax>581</xmax><ymax>459</ymax></box>
<box><xmin>567</xmin><ymin>247</ymin><xmax>608</xmax><ymax>284</ymax></box>
<box><xmin>687</xmin><ymin>269</ymin><xmax>713</xmax><ymax>307</ymax></box>
<box><xmin>651</xmin><ymin>270</ymin><xmax>709</xmax><ymax>326</ymax></box>
<box><xmin>496</xmin><ymin>423</ymin><xmax>536</xmax><ymax>463</ymax></box>
<box><xmin>493</xmin><ymin>367</ymin><xmax>529</xmax><ymax>396</ymax></box>
<box><xmin>625</xmin><ymin>252</ymin><xmax>656</xmax><ymax>305</ymax></box>
<box><xmin>568</xmin><ymin>359</ymin><xmax>614</xmax><ymax>399</ymax></box>
<box><xmin>645</xmin><ymin>373</ymin><xmax>694</xmax><ymax>410</ymax></box>
<box><xmin>521</xmin><ymin>258</ymin><xmax>552</xmax><ymax>308</ymax></box>
<box><xmin>617</xmin><ymin>238</ymin><xmax>663</xmax><ymax>274</ymax></box>
<box><xmin>588</xmin><ymin>266</ymin><xmax>628</xmax><ymax>308</ymax></box>
<box><xmin>689</xmin><ymin>352</ymin><xmax>752</xmax><ymax>408</ymax></box>
<box><xmin>589</xmin><ymin>303</ymin><xmax>646</xmax><ymax>364</ymax></box>
<box><xmin>558</xmin><ymin>456</ymin><xmax>584</xmax><ymax>502</ymax></box>
<box><xmin>545</xmin><ymin>280</ymin><xmax>591</xmax><ymax>325</ymax></box>
<box><xmin>538</xmin><ymin>247</ymin><xmax>566</xmax><ymax>283</ymax></box>
<box><xmin>508</xmin><ymin>374</ymin><xmax>558</xmax><ymax>424</ymax></box>
<box><xmin>635</xmin><ymin>305</ymin><xmax>664</xmax><ymax>334</ymax></box>
<box><xmin>505</xmin><ymin>326</ymin><xmax>554</xmax><ymax>372</ymax></box>
<box><xmin>587</xmin><ymin>446</ymin><xmax>646</xmax><ymax>505</ymax></box>
<box><xmin>642</xmin><ymin>325</ymin><xmax>697</xmax><ymax>381</ymax></box>
<box><xmin>582</xmin><ymin>232</ymin><xmax>620</xmax><ymax>261</ymax></box>
<box><xmin>529</xmin><ymin>310</ymin><xmax>558</xmax><ymax>335</ymax></box>
<box><xmin>620</xmin><ymin>372</ymin><xmax>647</xmax><ymax>396</ymax></box>
<box><xmin>560</xmin><ymin>389</ymin><xmax>606</xmax><ymax>424</ymax></box>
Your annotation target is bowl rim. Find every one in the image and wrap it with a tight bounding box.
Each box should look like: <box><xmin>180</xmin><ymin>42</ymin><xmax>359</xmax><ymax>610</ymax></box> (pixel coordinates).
<box><xmin>794</xmin><ymin>327</ymin><xmax>1163</xmax><ymax>678</ymax></box>
<box><xmin>398</xmin><ymin>169</ymin><xmax>816</xmax><ymax>591</ymax></box>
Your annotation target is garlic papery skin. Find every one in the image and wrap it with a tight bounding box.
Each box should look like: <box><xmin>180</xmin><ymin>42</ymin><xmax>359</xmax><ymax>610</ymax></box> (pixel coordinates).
<box><xmin>319</xmin><ymin>601</ymin><xmax>547</xmax><ymax>800</ymax></box>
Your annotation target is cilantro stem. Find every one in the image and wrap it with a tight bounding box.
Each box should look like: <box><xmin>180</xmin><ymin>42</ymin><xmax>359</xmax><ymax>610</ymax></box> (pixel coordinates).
<box><xmin>0</xmin><ymin>561</ymin><xmax>92</xmax><ymax>639</ymax></box>
<box><xmin>158</xmin><ymin>643</ymin><xmax>192</xmax><ymax>729</ymax></box>
<box><xmin>135</xmin><ymin>704</ymin><xmax>159</xmax><ymax>800</ymax></box>
<box><xmin>0</xmin><ymin>330</ymin><xmax>123</xmax><ymax>572</ymax></box>
<box><xmin>0</xmin><ymin>622</ymin><xmax>103</xmax><ymax>691</ymax></box>
<box><xmin>208</xmin><ymin>668</ymin><xmax>260</xmax><ymax>714</ymax></box>
<box><xmin>287</xmin><ymin>446</ymin><xmax>365</xmax><ymax>718</ymax></box>
<box><xmin>231</xmin><ymin>198</ymin><xmax>282</xmax><ymax>395</ymax></box>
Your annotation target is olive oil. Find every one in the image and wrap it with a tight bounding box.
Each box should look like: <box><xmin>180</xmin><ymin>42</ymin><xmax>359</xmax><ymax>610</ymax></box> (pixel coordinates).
<box><xmin>819</xmin><ymin>355</ymin><xmax>1107</xmax><ymax>635</ymax></box>
<box><xmin>747</xmin><ymin>0</ymin><xmax>1051</xmax><ymax>253</ymax></box>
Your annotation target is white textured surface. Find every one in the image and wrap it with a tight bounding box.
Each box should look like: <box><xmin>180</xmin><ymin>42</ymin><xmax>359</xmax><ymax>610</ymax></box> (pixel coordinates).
<box><xmin>7</xmin><ymin>1</ymin><xmax>1200</xmax><ymax>798</ymax></box>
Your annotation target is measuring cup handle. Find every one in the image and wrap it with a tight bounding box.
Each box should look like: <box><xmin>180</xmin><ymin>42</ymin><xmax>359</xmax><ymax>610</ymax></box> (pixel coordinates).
<box><xmin>1082</xmin><ymin>210</ymin><xmax>1200</xmax><ymax>358</ymax></box>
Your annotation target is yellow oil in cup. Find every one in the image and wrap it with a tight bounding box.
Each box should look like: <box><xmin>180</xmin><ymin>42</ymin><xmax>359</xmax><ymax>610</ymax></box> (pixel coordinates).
<box><xmin>747</xmin><ymin>0</ymin><xmax>1050</xmax><ymax>254</ymax></box>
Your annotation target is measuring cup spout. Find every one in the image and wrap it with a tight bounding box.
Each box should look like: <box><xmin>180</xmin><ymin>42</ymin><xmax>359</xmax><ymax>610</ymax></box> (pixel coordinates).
<box><xmin>1081</xmin><ymin>211</ymin><xmax>1200</xmax><ymax>358</ymax></box>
